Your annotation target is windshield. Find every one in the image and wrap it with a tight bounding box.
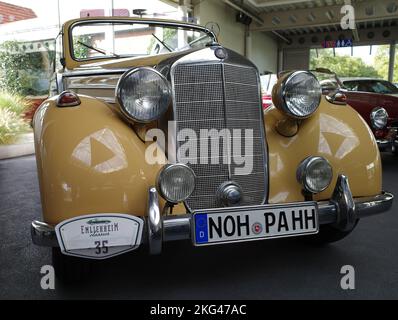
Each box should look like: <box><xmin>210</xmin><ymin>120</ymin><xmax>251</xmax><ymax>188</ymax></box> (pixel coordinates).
<box><xmin>343</xmin><ymin>80</ymin><xmax>398</xmax><ymax>94</ymax></box>
<box><xmin>70</xmin><ymin>21</ymin><xmax>215</xmax><ymax>61</ymax></box>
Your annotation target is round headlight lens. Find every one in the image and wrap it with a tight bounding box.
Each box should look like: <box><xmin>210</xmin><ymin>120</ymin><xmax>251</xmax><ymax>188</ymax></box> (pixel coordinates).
<box><xmin>370</xmin><ymin>107</ymin><xmax>388</xmax><ymax>129</ymax></box>
<box><xmin>117</xmin><ymin>67</ymin><xmax>171</xmax><ymax>123</ymax></box>
<box><xmin>157</xmin><ymin>164</ymin><xmax>196</xmax><ymax>203</ymax></box>
<box><xmin>297</xmin><ymin>156</ymin><xmax>333</xmax><ymax>194</ymax></box>
<box><xmin>273</xmin><ymin>71</ymin><xmax>322</xmax><ymax>119</ymax></box>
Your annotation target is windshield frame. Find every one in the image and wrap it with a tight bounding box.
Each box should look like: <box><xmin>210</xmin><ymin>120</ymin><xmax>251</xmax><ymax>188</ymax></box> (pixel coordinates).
<box><xmin>68</xmin><ymin>18</ymin><xmax>217</xmax><ymax>63</ymax></box>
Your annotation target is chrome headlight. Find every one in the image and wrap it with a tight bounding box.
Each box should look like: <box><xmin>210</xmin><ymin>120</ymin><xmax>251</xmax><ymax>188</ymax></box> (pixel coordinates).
<box><xmin>116</xmin><ymin>67</ymin><xmax>171</xmax><ymax>123</ymax></box>
<box><xmin>370</xmin><ymin>107</ymin><xmax>388</xmax><ymax>129</ymax></box>
<box><xmin>156</xmin><ymin>164</ymin><xmax>196</xmax><ymax>203</ymax></box>
<box><xmin>297</xmin><ymin>156</ymin><xmax>333</xmax><ymax>194</ymax></box>
<box><xmin>273</xmin><ymin>71</ymin><xmax>322</xmax><ymax>119</ymax></box>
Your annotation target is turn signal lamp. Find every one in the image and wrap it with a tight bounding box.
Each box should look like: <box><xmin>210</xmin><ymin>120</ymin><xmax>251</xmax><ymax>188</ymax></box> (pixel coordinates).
<box><xmin>56</xmin><ymin>91</ymin><xmax>81</xmax><ymax>107</ymax></box>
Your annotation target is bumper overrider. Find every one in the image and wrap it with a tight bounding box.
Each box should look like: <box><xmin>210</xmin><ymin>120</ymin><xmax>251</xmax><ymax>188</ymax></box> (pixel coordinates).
<box><xmin>31</xmin><ymin>174</ymin><xmax>393</xmax><ymax>255</ymax></box>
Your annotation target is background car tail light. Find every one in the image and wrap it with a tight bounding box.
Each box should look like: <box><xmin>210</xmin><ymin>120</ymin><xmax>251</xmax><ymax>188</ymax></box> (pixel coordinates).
<box><xmin>56</xmin><ymin>91</ymin><xmax>81</xmax><ymax>107</ymax></box>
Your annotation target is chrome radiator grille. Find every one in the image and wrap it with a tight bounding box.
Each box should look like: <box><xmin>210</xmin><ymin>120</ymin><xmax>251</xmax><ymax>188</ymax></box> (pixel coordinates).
<box><xmin>172</xmin><ymin>62</ymin><xmax>267</xmax><ymax>210</ymax></box>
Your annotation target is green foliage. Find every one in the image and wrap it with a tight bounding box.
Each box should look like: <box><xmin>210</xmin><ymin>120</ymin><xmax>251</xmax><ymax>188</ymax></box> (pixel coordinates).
<box><xmin>73</xmin><ymin>35</ymin><xmax>90</xmax><ymax>59</ymax></box>
<box><xmin>0</xmin><ymin>91</ymin><xmax>30</xmax><ymax>144</ymax></box>
<box><xmin>374</xmin><ymin>45</ymin><xmax>398</xmax><ymax>83</ymax></box>
<box><xmin>0</xmin><ymin>40</ymin><xmax>55</xmax><ymax>96</ymax></box>
<box><xmin>147</xmin><ymin>27</ymin><xmax>178</xmax><ymax>54</ymax></box>
<box><xmin>310</xmin><ymin>49</ymin><xmax>380</xmax><ymax>78</ymax></box>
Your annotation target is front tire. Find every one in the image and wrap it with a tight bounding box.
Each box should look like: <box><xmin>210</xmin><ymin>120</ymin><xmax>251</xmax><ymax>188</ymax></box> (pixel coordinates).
<box><xmin>52</xmin><ymin>248</ymin><xmax>91</xmax><ymax>284</ymax></box>
<box><xmin>304</xmin><ymin>220</ymin><xmax>359</xmax><ymax>245</ymax></box>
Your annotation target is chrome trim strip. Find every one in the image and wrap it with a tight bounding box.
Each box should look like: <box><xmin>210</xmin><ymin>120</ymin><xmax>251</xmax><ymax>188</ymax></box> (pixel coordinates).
<box><xmin>220</xmin><ymin>63</ymin><xmax>232</xmax><ymax>179</ymax></box>
<box><xmin>96</xmin><ymin>97</ymin><xmax>116</xmax><ymax>104</ymax></box>
<box><xmin>67</xmin><ymin>84</ymin><xmax>117</xmax><ymax>90</ymax></box>
<box><xmin>62</xmin><ymin>69</ymin><xmax>128</xmax><ymax>78</ymax></box>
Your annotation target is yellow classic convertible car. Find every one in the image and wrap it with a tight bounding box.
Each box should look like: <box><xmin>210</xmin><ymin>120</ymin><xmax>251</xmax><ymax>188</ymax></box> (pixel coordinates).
<box><xmin>31</xmin><ymin>17</ymin><xmax>393</xmax><ymax>282</ymax></box>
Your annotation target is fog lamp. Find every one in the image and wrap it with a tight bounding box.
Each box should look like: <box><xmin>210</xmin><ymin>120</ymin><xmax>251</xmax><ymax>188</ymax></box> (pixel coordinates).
<box><xmin>297</xmin><ymin>156</ymin><xmax>333</xmax><ymax>194</ymax></box>
<box><xmin>156</xmin><ymin>164</ymin><xmax>196</xmax><ymax>203</ymax></box>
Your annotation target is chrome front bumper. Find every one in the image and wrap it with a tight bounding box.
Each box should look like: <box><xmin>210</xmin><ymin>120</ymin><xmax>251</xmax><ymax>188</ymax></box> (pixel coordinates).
<box><xmin>376</xmin><ymin>139</ymin><xmax>398</xmax><ymax>153</ymax></box>
<box><xmin>377</xmin><ymin>139</ymin><xmax>392</xmax><ymax>150</ymax></box>
<box><xmin>31</xmin><ymin>175</ymin><xmax>393</xmax><ymax>254</ymax></box>
<box><xmin>376</xmin><ymin>128</ymin><xmax>398</xmax><ymax>152</ymax></box>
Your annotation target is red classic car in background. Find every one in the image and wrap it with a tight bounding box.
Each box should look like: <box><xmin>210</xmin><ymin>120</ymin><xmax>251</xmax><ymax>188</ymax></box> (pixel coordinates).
<box><xmin>318</xmin><ymin>71</ymin><xmax>398</xmax><ymax>154</ymax></box>
<box><xmin>260</xmin><ymin>72</ymin><xmax>277</xmax><ymax>110</ymax></box>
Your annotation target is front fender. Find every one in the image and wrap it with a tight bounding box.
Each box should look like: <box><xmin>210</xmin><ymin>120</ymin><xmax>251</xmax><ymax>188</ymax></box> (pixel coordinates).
<box><xmin>33</xmin><ymin>95</ymin><xmax>169</xmax><ymax>225</ymax></box>
<box><xmin>265</xmin><ymin>96</ymin><xmax>382</xmax><ymax>204</ymax></box>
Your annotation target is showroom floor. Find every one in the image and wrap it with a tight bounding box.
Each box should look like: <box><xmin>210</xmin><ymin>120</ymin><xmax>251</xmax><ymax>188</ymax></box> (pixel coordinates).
<box><xmin>0</xmin><ymin>154</ymin><xmax>397</xmax><ymax>299</ymax></box>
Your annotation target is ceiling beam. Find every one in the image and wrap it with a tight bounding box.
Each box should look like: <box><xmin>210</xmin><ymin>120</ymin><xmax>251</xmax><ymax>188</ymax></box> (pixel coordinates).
<box><xmin>159</xmin><ymin>0</ymin><xmax>179</xmax><ymax>8</ymax></box>
<box><xmin>278</xmin><ymin>25</ymin><xmax>398</xmax><ymax>49</ymax></box>
<box><xmin>251</xmin><ymin>0</ymin><xmax>398</xmax><ymax>32</ymax></box>
<box><xmin>247</xmin><ymin>0</ymin><xmax>310</xmax><ymax>8</ymax></box>
<box><xmin>222</xmin><ymin>0</ymin><xmax>264</xmax><ymax>25</ymax></box>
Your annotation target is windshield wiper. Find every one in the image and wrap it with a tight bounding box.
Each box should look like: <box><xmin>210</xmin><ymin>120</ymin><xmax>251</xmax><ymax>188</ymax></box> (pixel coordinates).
<box><xmin>151</xmin><ymin>33</ymin><xmax>173</xmax><ymax>53</ymax></box>
<box><xmin>77</xmin><ymin>41</ymin><xmax>120</xmax><ymax>58</ymax></box>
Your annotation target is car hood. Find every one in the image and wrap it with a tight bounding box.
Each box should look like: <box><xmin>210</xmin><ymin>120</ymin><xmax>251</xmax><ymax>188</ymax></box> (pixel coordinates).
<box><xmin>62</xmin><ymin>46</ymin><xmax>257</xmax><ymax>105</ymax></box>
<box><xmin>70</xmin><ymin>49</ymin><xmax>198</xmax><ymax>72</ymax></box>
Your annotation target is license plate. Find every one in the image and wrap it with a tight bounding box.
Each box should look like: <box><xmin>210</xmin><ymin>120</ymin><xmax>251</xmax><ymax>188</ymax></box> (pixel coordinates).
<box><xmin>193</xmin><ymin>202</ymin><xmax>318</xmax><ymax>245</ymax></box>
<box><xmin>55</xmin><ymin>214</ymin><xmax>144</xmax><ymax>259</ymax></box>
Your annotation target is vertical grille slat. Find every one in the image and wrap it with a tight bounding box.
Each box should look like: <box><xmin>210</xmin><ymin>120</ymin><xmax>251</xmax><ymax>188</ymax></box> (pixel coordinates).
<box><xmin>173</xmin><ymin>62</ymin><xmax>267</xmax><ymax>211</ymax></box>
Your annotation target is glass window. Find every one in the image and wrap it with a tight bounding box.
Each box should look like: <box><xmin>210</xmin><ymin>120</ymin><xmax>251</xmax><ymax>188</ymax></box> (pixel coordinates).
<box><xmin>342</xmin><ymin>81</ymin><xmax>360</xmax><ymax>91</ymax></box>
<box><xmin>343</xmin><ymin>80</ymin><xmax>398</xmax><ymax>94</ymax></box>
<box><xmin>71</xmin><ymin>21</ymin><xmax>214</xmax><ymax>61</ymax></box>
<box><xmin>309</xmin><ymin>45</ymin><xmax>388</xmax><ymax>79</ymax></box>
<box><xmin>0</xmin><ymin>39</ymin><xmax>55</xmax><ymax>96</ymax></box>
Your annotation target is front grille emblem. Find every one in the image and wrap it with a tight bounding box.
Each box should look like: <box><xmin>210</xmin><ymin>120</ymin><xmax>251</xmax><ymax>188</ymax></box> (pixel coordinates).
<box><xmin>214</xmin><ymin>47</ymin><xmax>227</xmax><ymax>60</ymax></box>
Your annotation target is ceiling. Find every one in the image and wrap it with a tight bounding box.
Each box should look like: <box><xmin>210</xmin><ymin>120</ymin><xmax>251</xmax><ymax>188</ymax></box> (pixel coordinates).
<box><xmin>226</xmin><ymin>0</ymin><xmax>398</xmax><ymax>44</ymax></box>
<box><xmin>243</xmin><ymin>0</ymin><xmax>363</xmax><ymax>13</ymax></box>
